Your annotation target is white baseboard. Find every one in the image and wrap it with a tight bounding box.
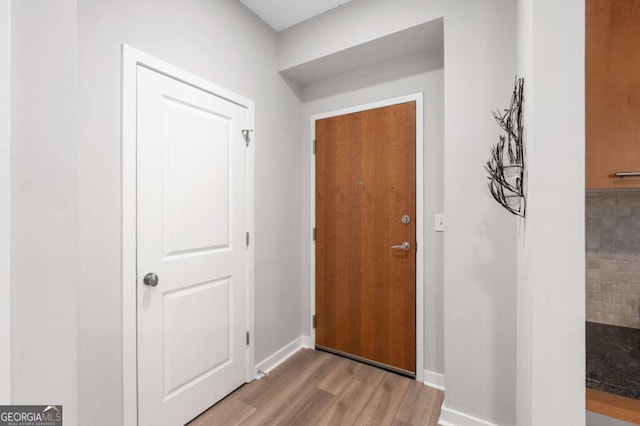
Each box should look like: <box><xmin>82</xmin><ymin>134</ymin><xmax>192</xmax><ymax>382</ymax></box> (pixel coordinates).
<box><xmin>423</xmin><ymin>369</ymin><xmax>445</xmax><ymax>391</ymax></box>
<box><xmin>301</xmin><ymin>335</ymin><xmax>312</xmax><ymax>349</ymax></box>
<box><xmin>438</xmin><ymin>401</ymin><xmax>499</xmax><ymax>426</ymax></box>
<box><xmin>255</xmin><ymin>336</ymin><xmax>444</xmax><ymax>398</ymax></box>
<box><xmin>254</xmin><ymin>336</ymin><xmax>310</xmax><ymax>378</ymax></box>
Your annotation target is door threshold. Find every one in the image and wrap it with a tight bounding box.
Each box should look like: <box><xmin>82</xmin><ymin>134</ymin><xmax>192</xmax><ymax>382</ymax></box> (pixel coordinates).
<box><xmin>315</xmin><ymin>345</ymin><xmax>415</xmax><ymax>379</ymax></box>
<box><xmin>586</xmin><ymin>388</ymin><xmax>640</xmax><ymax>424</ymax></box>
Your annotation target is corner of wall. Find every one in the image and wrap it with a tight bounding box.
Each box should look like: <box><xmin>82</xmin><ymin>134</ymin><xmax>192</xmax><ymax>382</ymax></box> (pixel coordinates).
<box><xmin>515</xmin><ymin>0</ymin><xmax>585</xmax><ymax>424</ymax></box>
<box><xmin>254</xmin><ymin>336</ymin><xmax>311</xmax><ymax>377</ymax></box>
<box><xmin>423</xmin><ymin>370</ymin><xmax>445</xmax><ymax>391</ymax></box>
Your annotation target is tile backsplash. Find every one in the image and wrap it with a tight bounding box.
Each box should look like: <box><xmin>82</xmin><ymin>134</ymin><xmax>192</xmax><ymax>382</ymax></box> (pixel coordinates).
<box><xmin>586</xmin><ymin>190</ymin><xmax>640</xmax><ymax>329</ymax></box>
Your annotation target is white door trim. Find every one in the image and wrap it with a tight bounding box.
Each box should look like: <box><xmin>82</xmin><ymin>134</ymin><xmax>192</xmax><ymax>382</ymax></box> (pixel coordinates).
<box><xmin>309</xmin><ymin>93</ymin><xmax>425</xmax><ymax>382</ymax></box>
<box><xmin>121</xmin><ymin>44</ymin><xmax>255</xmax><ymax>426</ymax></box>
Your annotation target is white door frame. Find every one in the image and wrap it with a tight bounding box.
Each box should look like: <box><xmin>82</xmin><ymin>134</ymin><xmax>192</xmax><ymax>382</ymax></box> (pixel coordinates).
<box><xmin>121</xmin><ymin>45</ymin><xmax>255</xmax><ymax>426</ymax></box>
<box><xmin>309</xmin><ymin>93</ymin><xmax>425</xmax><ymax>382</ymax></box>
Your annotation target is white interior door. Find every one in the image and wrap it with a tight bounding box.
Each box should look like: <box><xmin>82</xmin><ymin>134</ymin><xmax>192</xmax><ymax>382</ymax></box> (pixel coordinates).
<box><xmin>136</xmin><ymin>65</ymin><xmax>249</xmax><ymax>426</ymax></box>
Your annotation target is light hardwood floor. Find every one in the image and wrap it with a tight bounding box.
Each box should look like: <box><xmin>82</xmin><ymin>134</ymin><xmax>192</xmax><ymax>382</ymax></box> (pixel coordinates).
<box><xmin>188</xmin><ymin>349</ymin><xmax>444</xmax><ymax>426</ymax></box>
<box><xmin>586</xmin><ymin>388</ymin><xmax>640</xmax><ymax>425</ymax></box>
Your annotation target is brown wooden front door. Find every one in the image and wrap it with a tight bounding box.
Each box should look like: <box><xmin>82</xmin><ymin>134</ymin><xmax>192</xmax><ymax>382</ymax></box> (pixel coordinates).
<box><xmin>315</xmin><ymin>101</ymin><xmax>416</xmax><ymax>375</ymax></box>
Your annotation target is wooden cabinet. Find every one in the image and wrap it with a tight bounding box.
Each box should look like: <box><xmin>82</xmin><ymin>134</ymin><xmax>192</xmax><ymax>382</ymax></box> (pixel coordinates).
<box><xmin>586</xmin><ymin>0</ymin><xmax>640</xmax><ymax>189</ymax></box>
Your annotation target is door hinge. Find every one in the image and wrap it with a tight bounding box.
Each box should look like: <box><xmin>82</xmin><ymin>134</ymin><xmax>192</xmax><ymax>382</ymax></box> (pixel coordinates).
<box><xmin>246</xmin><ymin>231</ymin><xmax>250</xmax><ymax>247</ymax></box>
<box><xmin>312</xmin><ymin>315</ymin><xmax>316</xmax><ymax>329</ymax></box>
<box><xmin>415</xmin><ymin>240</ymin><xmax>418</xmax><ymax>253</ymax></box>
<box><xmin>242</xmin><ymin>129</ymin><xmax>253</xmax><ymax>147</ymax></box>
<box><xmin>246</xmin><ymin>331</ymin><xmax>250</xmax><ymax>346</ymax></box>
<box><xmin>313</xmin><ymin>227</ymin><xmax>316</xmax><ymax>241</ymax></box>
<box><xmin>313</xmin><ymin>139</ymin><xmax>316</xmax><ymax>154</ymax></box>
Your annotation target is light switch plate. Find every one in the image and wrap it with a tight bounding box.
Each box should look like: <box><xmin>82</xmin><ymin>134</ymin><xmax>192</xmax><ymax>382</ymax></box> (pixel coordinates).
<box><xmin>435</xmin><ymin>214</ymin><xmax>445</xmax><ymax>232</ymax></box>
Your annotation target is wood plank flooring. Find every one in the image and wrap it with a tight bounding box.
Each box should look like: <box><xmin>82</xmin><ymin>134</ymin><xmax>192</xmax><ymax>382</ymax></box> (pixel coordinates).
<box><xmin>188</xmin><ymin>349</ymin><xmax>444</xmax><ymax>426</ymax></box>
<box><xmin>586</xmin><ymin>388</ymin><xmax>640</xmax><ymax>425</ymax></box>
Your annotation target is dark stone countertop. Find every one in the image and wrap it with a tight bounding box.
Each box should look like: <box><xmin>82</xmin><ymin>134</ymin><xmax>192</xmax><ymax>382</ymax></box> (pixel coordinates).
<box><xmin>586</xmin><ymin>321</ymin><xmax>640</xmax><ymax>400</ymax></box>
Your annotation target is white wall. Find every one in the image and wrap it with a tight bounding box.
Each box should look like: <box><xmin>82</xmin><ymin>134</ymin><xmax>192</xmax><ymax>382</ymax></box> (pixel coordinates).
<box><xmin>300</xmin><ymin>62</ymin><xmax>445</xmax><ymax>376</ymax></box>
<box><xmin>0</xmin><ymin>0</ymin><xmax>10</xmax><ymax>405</ymax></box>
<box><xmin>76</xmin><ymin>0</ymin><xmax>303</xmax><ymax>424</ymax></box>
<box><xmin>278</xmin><ymin>0</ymin><xmax>443</xmax><ymax>70</ymax></box>
<box><xmin>516</xmin><ymin>0</ymin><xmax>586</xmax><ymax>424</ymax></box>
<box><xmin>440</xmin><ymin>1</ymin><xmax>518</xmax><ymax>425</ymax></box>
<box><xmin>10</xmin><ymin>0</ymin><xmax>78</xmax><ymax>424</ymax></box>
<box><xmin>287</xmin><ymin>2</ymin><xmax>520</xmax><ymax>424</ymax></box>
<box><xmin>5</xmin><ymin>2</ymin><xmax>586</xmax><ymax>425</ymax></box>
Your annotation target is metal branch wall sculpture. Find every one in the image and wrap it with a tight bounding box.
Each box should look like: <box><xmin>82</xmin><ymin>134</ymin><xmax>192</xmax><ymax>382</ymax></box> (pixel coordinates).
<box><xmin>485</xmin><ymin>77</ymin><xmax>526</xmax><ymax>218</ymax></box>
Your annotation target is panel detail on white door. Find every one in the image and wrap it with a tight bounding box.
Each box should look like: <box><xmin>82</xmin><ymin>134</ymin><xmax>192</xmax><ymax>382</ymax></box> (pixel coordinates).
<box><xmin>163</xmin><ymin>277</ymin><xmax>232</xmax><ymax>399</ymax></box>
<box><xmin>163</xmin><ymin>96</ymin><xmax>231</xmax><ymax>259</ymax></box>
<box><xmin>136</xmin><ymin>63</ymin><xmax>249</xmax><ymax>426</ymax></box>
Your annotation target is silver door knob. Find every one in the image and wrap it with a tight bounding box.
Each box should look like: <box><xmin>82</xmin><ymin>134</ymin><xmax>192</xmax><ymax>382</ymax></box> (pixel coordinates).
<box><xmin>391</xmin><ymin>242</ymin><xmax>411</xmax><ymax>251</ymax></box>
<box><xmin>143</xmin><ymin>273</ymin><xmax>159</xmax><ymax>287</ymax></box>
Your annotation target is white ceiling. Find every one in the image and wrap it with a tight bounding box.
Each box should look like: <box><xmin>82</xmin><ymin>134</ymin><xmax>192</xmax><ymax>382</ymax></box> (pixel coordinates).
<box><xmin>239</xmin><ymin>0</ymin><xmax>353</xmax><ymax>32</ymax></box>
